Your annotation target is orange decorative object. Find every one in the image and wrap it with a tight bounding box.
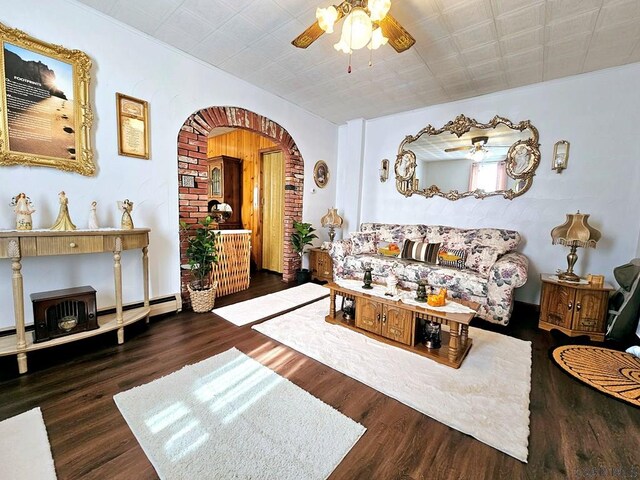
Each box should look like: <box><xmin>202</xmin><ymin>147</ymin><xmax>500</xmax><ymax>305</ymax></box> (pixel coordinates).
<box><xmin>427</xmin><ymin>288</ymin><xmax>447</xmax><ymax>307</ymax></box>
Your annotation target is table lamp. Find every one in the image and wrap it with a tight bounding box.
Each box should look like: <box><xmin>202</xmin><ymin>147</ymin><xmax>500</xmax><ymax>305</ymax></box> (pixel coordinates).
<box><xmin>320</xmin><ymin>207</ymin><xmax>343</xmax><ymax>242</ymax></box>
<box><xmin>551</xmin><ymin>211</ymin><xmax>601</xmax><ymax>282</ymax></box>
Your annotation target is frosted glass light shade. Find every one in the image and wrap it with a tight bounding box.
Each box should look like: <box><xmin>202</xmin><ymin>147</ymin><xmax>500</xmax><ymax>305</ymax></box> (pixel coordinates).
<box><xmin>368</xmin><ymin>27</ymin><xmax>389</xmax><ymax>50</ymax></box>
<box><xmin>316</xmin><ymin>6</ymin><xmax>338</xmax><ymax>33</ymax></box>
<box><xmin>368</xmin><ymin>0</ymin><xmax>391</xmax><ymax>21</ymax></box>
<box><xmin>334</xmin><ymin>8</ymin><xmax>372</xmax><ymax>53</ymax></box>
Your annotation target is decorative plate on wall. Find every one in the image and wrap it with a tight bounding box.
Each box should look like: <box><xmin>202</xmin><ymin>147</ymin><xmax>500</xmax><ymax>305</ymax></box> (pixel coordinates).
<box><xmin>313</xmin><ymin>160</ymin><xmax>329</xmax><ymax>188</ymax></box>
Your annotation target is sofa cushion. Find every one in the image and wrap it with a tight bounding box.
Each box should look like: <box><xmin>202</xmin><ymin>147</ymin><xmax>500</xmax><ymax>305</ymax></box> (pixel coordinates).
<box><xmin>401</xmin><ymin>240</ymin><xmax>440</xmax><ymax>264</ymax></box>
<box><xmin>350</xmin><ymin>232</ymin><xmax>377</xmax><ymax>254</ymax></box>
<box><xmin>425</xmin><ymin>225</ymin><xmax>520</xmax><ymax>254</ymax></box>
<box><xmin>400</xmin><ymin>261</ymin><xmax>488</xmax><ymax>297</ymax></box>
<box><xmin>361</xmin><ymin>223</ymin><xmax>427</xmax><ymax>243</ymax></box>
<box><xmin>465</xmin><ymin>245</ymin><xmax>501</xmax><ymax>277</ymax></box>
<box><xmin>340</xmin><ymin>254</ymin><xmax>488</xmax><ymax>298</ymax></box>
<box><xmin>437</xmin><ymin>247</ymin><xmax>467</xmax><ymax>269</ymax></box>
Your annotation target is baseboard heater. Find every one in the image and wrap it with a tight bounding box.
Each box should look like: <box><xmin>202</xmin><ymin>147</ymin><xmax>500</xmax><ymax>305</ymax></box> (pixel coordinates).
<box><xmin>0</xmin><ymin>293</ymin><xmax>182</xmax><ymax>337</ymax></box>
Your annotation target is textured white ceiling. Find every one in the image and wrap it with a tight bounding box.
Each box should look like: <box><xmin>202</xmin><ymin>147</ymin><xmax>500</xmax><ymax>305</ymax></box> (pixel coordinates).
<box><xmin>77</xmin><ymin>0</ymin><xmax>640</xmax><ymax>124</ymax></box>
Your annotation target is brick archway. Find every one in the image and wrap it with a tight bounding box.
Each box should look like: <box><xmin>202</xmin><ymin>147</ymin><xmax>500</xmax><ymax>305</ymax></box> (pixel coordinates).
<box><xmin>178</xmin><ymin>106</ymin><xmax>303</xmax><ymax>300</ymax></box>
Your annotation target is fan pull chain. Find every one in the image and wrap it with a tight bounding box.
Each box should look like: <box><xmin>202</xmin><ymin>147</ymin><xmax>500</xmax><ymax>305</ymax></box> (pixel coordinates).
<box><xmin>348</xmin><ymin>51</ymin><xmax>352</xmax><ymax>73</ymax></box>
<box><xmin>369</xmin><ymin>46</ymin><xmax>373</xmax><ymax>67</ymax></box>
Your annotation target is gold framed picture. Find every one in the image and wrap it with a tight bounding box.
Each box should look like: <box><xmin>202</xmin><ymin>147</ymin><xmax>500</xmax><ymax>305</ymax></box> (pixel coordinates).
<box><xmin>116</xmin><ymin>93</ymin><xmax>149</xmax><ymax>159</ymax></box>
<box><xmin>313</xmin><ymin>160</ymin><xmax>329</xmax><ymax>188</ymax></box>
<box><xmin>0</xmin><ymin>22</ymin><xmax>94</xmax><ymax>175</ymax></box>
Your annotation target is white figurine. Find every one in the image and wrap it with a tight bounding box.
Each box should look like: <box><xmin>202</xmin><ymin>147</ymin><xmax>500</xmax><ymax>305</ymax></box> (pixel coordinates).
<box><xmin>386</xmin><ymin>274</ymin><xmax>398</xmax><ymax>297</ymax></box>
<box><xmin>88</xmin><ymin>201</ymin><xmax>99</xmax><ymax>229</ymax></box>
<box><xmin>117</xmin><ymin>199</ymin><xmax>134</xmax><ymax>229</ymax></box>
<box><xmin>11</xmin><ymin>193</ymin><xmax>36</xmax><ymax>230</ymax></box>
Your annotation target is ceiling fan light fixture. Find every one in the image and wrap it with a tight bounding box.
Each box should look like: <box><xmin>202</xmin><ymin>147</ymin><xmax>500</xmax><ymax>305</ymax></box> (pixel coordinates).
<box><xmin>346</xmin><ymin>8</ymin><xmax>373</xmax><ymax>51</ymax></box>
<box><xmin>467</xmin><ymin>147</ymin><xmax>489</xmax><ymax>162</ymax></box>
<box><xmin>316</xmin><ymin>6</ymin><xmax>338</xmax><ymax>33</ymax></box>
<box><xmin>368</xmin><ymin>0</ymin><xmax>391</xmax><ymax>22</ymax></box>
<box><xmin>368</xmin><ymin>27</ymin><xmax>388</xmax><ymax>50</ymax></box>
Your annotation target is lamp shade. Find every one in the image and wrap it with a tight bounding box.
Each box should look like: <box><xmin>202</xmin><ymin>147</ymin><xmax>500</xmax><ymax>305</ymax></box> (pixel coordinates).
<box><xmin>551</xmin><ymin>211</ymin><xmax>601</xmax><ymax>248</ymax></box>
<box><xmin>321</xmin><ymin>208</ymin><xmax>343</xmax><ymax>228</ymax></box>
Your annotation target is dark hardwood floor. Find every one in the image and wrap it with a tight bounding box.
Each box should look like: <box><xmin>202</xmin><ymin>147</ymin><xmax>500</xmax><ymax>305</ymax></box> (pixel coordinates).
<box><xmin>0</xmin><ymin>271</ymin><xmax>638</xmax><ymax>479</ymax></box>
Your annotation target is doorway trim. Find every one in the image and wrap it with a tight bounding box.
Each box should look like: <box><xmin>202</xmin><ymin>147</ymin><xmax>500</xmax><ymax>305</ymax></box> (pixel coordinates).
<box><xmin>177</xmin><ymin>106</ymin><xmax>303</xmax><ymax>301</ymax></box>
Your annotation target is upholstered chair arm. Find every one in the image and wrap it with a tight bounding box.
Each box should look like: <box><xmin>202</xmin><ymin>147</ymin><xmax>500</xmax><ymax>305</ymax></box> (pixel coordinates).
<box><xmin>489</xmin><ymin>252</ymin><xmax>529</xmax><ymax>288</ymax></box>
<box><xmin>480</xmin><ymin>252</ymin><xmax>529</xmax><ymax>325</ymax></box>
<box><xmin>329</xmin><ymin>239</ymin><xmax>352</xmax><ymax>260</ymax></box>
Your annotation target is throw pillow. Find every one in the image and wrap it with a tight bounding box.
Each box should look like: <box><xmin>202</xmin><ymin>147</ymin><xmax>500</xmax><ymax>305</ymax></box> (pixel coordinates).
<box><xmin>400</xmin><ymin>240</ymin><xmax>440</xmax><ymax>264</ymax></box>
<box><xmin>350</xmin><ymin>231</ymin><xmax>377</xmax><ymax>255</ymax></box>
<box><xmin>437</xmin><ymin>247</ymin><xmax>467</xmax><ymax>270</ymax></box>
<box><xmin>465</xmin><ymin>245</ymin><xmax>501</xmax><ymax>277</ymax></box>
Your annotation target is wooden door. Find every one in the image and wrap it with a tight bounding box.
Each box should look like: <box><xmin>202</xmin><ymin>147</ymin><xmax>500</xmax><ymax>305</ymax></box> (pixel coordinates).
<box><xmin>261</xmin><ymin>150</ymin><xmax>284</xmax><ymax>272</ymax></box>
<box><xmin>540</xmin><ymin>282</ymin><xmax>575</xmax><ymax>329</ymax></box>
<box><xmin>382</xmin><ymin>305</ymin><xmax>413</xmax><ymax>345</ymax></box>
<box><xmin>355</xmin><ymin>297</ymin><xmax>381</xmax><ymax>335</ymax></box>
<box><xmin>573</xmin><ymin>290</ymin><xmax>608</xmax><ymax>334</ymax></box>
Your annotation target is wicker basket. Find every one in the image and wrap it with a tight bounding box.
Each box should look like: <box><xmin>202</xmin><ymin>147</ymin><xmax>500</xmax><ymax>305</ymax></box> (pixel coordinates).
<box><xmin>188</xmin><ymin>281</ymin><xmax>218</xmax><ymax>313</ymax></box>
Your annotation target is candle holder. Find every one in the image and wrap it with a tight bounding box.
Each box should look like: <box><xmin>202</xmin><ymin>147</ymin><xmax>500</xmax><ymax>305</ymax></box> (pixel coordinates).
<box><xmin>423</xmin><ymin>320</ymin><xmax>442</xmax><ymax>349</ymax></box>
<box><xmin>362</xmin><ymin>265</ymin><xmax>373</xmax><ymax>289</ymax></box>
<box><xmin>415</xmin><ymin>280</ymin><xmax>427</xmax><ymax>302</ymax></box>
<box><xmin>341</xmin><ymin>296</ymin><xmax>355</xmax><ymax>321</ymax></box>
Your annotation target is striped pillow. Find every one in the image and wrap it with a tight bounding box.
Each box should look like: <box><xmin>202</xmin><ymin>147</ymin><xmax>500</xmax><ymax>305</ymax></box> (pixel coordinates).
<box><xmin>437</xmin><ymin>247</ymin><xmax>467</xmax><ymax>269</ymax></box>
<box><xmin>400</xmin><ymin>240</ymin><xmax>440</xmax><ymax>264</ymax></box>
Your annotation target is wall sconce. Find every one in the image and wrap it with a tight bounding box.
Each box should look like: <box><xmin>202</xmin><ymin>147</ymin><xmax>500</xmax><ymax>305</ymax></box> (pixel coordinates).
<box><xmin>552</xmin><ymin>140</ymin><xmax>570</xmax><ymax>173</ymax></box>
<box><xmin>379</xmin><ymin>158</ymin><xmax>389</xmax><ymax>182</ymax></box>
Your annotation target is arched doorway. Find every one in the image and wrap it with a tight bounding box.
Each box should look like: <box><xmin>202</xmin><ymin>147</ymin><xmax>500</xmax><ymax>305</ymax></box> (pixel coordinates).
<box><xmin>177</xmin><ymin>106</ymin><xmax>303</xmax><ymax>302</ymax></box>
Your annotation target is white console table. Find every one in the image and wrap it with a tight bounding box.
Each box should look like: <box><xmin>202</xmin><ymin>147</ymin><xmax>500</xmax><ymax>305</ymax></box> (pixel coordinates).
<box><xmin>0</xmin><ymin>228</ymin><xmax>150</xmax><ymax>374</ymax></box>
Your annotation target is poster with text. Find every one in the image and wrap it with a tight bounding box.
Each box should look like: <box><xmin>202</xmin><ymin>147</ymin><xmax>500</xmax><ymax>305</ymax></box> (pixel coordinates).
<box><xmin>3</xmin><ymin>42</ymin><xmax>76</xmax><ymax>159</ymax></box>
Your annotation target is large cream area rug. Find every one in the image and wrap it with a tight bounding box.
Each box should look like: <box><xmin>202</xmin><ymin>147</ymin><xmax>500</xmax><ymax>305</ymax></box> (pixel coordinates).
<box><xmin>253</xmin><ymin>298</ymin><xmax>532</xmax><ymax>462</ymax></box>
<box><xmin>114</xmin><ymin>348</ymin><xmax>365</xmax><ymax>479</ymax></box>
<box><xmin>213</xmin><ymin>282</ymin><xmax>329</xmax><ymax>326</ymax></box>
<box><xmin>0</xmin><ymin>407</ymin><xmax>57</xmax><ymax>479</ymax></box>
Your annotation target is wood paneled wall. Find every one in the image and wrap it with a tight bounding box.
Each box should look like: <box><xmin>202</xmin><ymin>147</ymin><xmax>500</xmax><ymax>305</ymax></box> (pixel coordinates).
<box><xmin>208</xmin><ymin>130</ymin><xmax>278</xmax><ymax>269</ymax></box>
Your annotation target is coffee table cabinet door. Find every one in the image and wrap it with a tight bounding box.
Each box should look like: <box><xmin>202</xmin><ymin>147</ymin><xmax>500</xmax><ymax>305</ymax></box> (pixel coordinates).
<box><xmin>355</xmin><ymin>297</ymin><xmax>382</xmax><ymax>335</ymax></box>
<box><xmin>382</xmin><ymin>305</ymin><xmax>412</xmax><ymax>345</ymax></box>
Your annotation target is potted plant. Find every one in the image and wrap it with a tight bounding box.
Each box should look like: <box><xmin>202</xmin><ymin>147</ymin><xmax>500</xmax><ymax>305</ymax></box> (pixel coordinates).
<box><xmin>291</xmin><ymin>220</ymin><xmax>318</xmax><ymax>284</ymax></box>
<box><xmin>180</xmin><ymin>215</ymin><xmax>219</xmax><ymax>312</ymax></box>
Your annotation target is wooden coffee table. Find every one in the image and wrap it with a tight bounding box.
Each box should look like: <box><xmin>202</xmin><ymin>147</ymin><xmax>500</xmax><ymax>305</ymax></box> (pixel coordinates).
<box><xmin>324</xmin><ymin>282</ymin><xmax>479</xmax><ymax>369</ymax></box>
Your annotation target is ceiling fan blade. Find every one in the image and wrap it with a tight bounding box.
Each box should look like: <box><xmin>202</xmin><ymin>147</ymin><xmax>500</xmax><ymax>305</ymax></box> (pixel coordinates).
<box><xmin>445</xmin><ymin>146</ymin><xmax>473</xmax><ymax>152</ymax></box>
<box><xmin>292</xmin><ymin>1</ymin><xmax>348</xmax><ymax>49</ymax></box>
<box><xmin>378</xmin><ymin>13</ymin><xmax>415</xmax><ymax>53</ymax></box>
<box><xmin>292</xmin><ymin>22</ymin><xmax>326</xmax><ymax>49</ymax></box>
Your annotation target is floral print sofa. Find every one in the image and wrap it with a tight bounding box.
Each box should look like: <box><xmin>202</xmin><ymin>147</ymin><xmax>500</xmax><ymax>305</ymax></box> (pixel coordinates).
<box><xmin>329</xmin><ymin>223</ymin><xmax>528</xmax><ymax>325</ymax></box>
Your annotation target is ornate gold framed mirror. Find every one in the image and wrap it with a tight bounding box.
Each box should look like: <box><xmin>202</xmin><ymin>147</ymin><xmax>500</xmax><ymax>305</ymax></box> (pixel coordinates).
<box><xmin>395</xmin><ymin>114</ymin><xmax>540</xmax><ymax>200</ymax></box>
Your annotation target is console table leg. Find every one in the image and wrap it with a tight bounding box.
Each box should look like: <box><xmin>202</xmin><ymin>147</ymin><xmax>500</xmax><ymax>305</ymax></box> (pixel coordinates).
<box><xmin>329</xmin><ymin>291</ymin><xmax>336</xmax><ymax>318</ymax></box>
<box><xmin>10</xmin><ymin>241</ymin><xmax>28</xmax><ymax>374</ymax></box>
<box><xmin>142</xmin><ymin>246</ymin><xmax>149</xmax><ymax>323</ymax></box>
<box><xmin>460</xmin><ymin>324</ymin><xmax>469</xmax><ymax>348</ymax></box>
<box><xmin>448</xmin><ymin>321</ymin><xmax>460</xmax><ymax>363</ymax></box>
<box><xmin>114</xmin><ymin>238</ymin><xmax>124</xmax><ymax>344</ymax></box>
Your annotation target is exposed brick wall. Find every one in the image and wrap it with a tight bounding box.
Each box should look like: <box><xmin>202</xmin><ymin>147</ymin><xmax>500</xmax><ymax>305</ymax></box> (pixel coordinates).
<box><xmin>178</xmin><ymin>106</ymin><xmax>303</xmax><ymax>304</ymax></box>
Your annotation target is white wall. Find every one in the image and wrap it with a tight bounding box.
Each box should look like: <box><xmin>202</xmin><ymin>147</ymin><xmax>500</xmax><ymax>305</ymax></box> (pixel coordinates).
<box><xmin>0</xmin><ymin>0</ymin><xmax>338</xmax><ymax>329</ymax></box>
<box><xmin>348</xmin><ymin>63</ymin><xmax>640</xmax><ymax>305</ymax></box>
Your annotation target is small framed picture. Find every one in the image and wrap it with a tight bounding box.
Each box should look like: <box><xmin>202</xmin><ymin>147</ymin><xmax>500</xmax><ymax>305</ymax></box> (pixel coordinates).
<box><xmin>313</xmin><ymin>160</ymin><xmax>329</xmax><ymax>188</ymax></box>
<box><xmin>116</xmin><ymin>93</ymin><xmax>149</xmax><ymax>159</ymax></box>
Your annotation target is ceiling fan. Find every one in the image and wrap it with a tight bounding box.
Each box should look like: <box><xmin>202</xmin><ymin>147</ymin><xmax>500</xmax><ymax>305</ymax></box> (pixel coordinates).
<box><xmin>445</xmin><ymin>136</ymin><xmax>510</xmax><ymax>161</ymax></box>
<box><xmin>444</xmin><ymin>136</ymin><xmax>512</xmax><ymax>153</ymax></box>
<box><xmin>292</xmin><ymin>0</ymin><xmax>415</xmax><ymax>54</ymax></box>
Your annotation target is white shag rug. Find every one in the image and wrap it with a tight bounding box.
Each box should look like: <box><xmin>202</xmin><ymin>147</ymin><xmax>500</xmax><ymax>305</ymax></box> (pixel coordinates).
<box><xmin>0</xmin><ymin>407</ymin><xmax>57</xmax><ymax>480</ymax></box>
<box><xmin>253</xmin><ymin>298</ymin><xmax>532</xmax><ymax>462</ymax></box>
<box><xmin>114</xmin><ymin>348</ymin><xmax>365</xmax><ymax>479</ymax></box>
<box><xmin>213</xmin><ymin>282</ymin><xmax>329</xmax><ymax>326</ymax></box>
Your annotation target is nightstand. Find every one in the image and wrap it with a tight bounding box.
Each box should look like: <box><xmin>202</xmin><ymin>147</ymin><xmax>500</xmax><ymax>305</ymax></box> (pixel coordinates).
<box><xmin>309</xmin><ymin>247</ymin><xmax>333</xmax><ymax>282</ymax></box>
<box><xmin>538</xmin><ymin>274</ymin><xmax>614</xmax><ymax>341</ymax></box>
